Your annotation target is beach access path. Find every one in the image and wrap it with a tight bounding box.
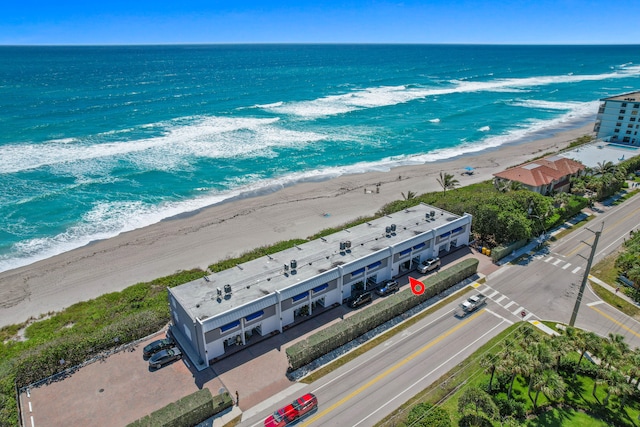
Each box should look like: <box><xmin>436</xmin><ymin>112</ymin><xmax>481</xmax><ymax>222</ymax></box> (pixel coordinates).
<box><xmin>0</xmin><ymin>124</ymin><xmax>595</xmax><ymax>328</ymax></box>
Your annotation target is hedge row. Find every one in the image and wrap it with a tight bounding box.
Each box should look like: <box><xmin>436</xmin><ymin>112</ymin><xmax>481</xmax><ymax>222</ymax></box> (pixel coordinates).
<box><xmin>14</xmin><ymin>309</ymin><xmax>168</xmax><ymax>388</ymax></box>
<box><xmin>128</xmin><ymin>388</ymin><xmax>231</xmax><ymax>427</ymax></box>
<box><xmin>286</xmin><ymin>258</ymin><xmax>479</xmax><ymax>370</ymax></box>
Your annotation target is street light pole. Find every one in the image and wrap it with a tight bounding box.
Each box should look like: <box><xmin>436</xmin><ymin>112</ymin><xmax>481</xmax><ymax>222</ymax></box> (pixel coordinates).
<box><xmin>569</xmin><ymin>222</ymin><xmax>604</xmax><ymax>327</ymax></box>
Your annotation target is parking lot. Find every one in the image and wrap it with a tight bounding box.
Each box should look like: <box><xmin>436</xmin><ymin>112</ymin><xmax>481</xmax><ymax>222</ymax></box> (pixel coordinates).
<box><xmin>21</xmin><ymin>330</ymin><xmax>225</xmax><ymax>427</ymax></box>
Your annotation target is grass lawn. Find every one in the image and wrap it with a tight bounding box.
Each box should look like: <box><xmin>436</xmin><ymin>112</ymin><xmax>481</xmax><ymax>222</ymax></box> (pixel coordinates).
<box><xmin>524</xmin><ymin>407</ymin><xmax>611</xmax><ymax>427</ymax></box>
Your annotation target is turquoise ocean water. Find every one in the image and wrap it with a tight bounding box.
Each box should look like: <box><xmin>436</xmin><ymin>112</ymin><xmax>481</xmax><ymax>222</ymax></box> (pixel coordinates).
<box><xmin>1</xmin><ymin>44</ymin><xmax>639</xmax><ymax>272</ymax></box>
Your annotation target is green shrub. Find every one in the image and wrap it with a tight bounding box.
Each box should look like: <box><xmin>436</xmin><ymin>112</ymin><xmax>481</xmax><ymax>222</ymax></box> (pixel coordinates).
<box><xmin>127</xmin><ymin>388</ymin><xmax>225</xmax><ymax>427</ymax></box>
<box><xmin>286</xmin><ymin>259</ymin><xmax>479</xmax><ymax>370</ymax></box>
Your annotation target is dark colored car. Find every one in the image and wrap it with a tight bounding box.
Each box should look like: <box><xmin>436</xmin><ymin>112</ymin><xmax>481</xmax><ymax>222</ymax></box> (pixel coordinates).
<box><xmin>418</xmin><ymin>257</ymin><xmax>441</xmax><ymax>274</ymax></box>
<box><xmin>143</xmin><ymin>337</ymin><xmax>175</xmax><ymax>358</ymax></box>
<box><xmin>264</xmin><ymin>393</ymin><xmax>318</xmax><ymax>426</ymax></box>
<box><xmin>148</xmin><ymin>347</ymin><xmax>182</xmax><ymax>369</ymax></box>
<box><xmin>376</xmin><ymin>280</ymin><xmax>399</xmax><ymax>297</ymax></box>
<box><xmin>264</xmin><ymin>403</ymin><xmax>298</xmax><ymax>427</ymax></box>
<box><xmin>349</xmin><ymin>291</ymin><xmax>372</xmax><ymax>308</ymax></box>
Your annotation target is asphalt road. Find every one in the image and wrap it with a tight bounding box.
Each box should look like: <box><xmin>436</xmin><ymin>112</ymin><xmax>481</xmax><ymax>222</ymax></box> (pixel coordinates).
<box><xmin>240</xmin><ymin>194</ymin><xmax>640</xmax><ymax>427</ymax></box>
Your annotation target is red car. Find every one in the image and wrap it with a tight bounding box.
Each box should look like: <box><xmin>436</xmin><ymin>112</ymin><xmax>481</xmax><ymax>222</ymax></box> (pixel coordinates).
<box><xmin>264</xmin><ymin>393</ymin><xmax>318</xmax><ymax>426</ymax></box>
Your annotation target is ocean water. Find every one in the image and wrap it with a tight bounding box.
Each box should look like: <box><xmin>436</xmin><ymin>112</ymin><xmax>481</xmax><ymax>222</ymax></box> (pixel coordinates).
<box><xmin>1</xmin><ymin>44</ymin><xmax>639</xmax><ymax>273</ymax></box>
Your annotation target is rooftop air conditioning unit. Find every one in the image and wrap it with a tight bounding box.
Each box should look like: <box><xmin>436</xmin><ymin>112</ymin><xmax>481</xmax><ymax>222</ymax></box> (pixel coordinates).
<box><xmin>224</xmin><ymin>284</ymin><xmax>232</xmax><ymax>294</ymax></box>
<box><xmin>290</xmin><ymin>259</ymin><xmax>297</xmax><ymax>270</ymax></box>
<box><xmin>345</xmin><ymin>240</ymin><xmax>351</xmax><ymax>249</ymax></box>
<box><xmin>390</xmin><ymin>224</ymin><xmax>396</xmax><ymax>232</ymax></box>
<box><xmin>340</xmin><ymin>241</ymin><xmax>346</xmax><ymax>251</ymax></box>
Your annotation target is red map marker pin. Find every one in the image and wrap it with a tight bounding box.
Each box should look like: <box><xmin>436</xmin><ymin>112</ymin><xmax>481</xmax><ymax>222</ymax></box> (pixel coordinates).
<box><xmin>409</xmin><ymin>276</ymin><xmax>425</xmax><ymax>295</ymax></box>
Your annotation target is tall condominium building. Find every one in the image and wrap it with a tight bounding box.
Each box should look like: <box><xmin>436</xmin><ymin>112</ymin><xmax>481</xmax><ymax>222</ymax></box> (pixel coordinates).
<box><xmin>594</xmin><ymin>91</ymin><xmax>640</xmax><ymax>144</ymax></box>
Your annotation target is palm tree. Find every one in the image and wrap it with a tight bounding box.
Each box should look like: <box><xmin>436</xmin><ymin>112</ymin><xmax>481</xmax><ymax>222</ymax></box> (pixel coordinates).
<box><xmin>436</xmin><ymin>171</ymin><xmax>459</xmax><ymax>195</ymax></box>
<box><xmin>479</xmin><ymin>353</ymin><xmax>500</xmax><ymax>392</ymax></box>
<box><xmin>577</xmin><ymin>331</ymin><xmax>601</xmax><ymax>367</ymax></box>
<box><xmin>532</xmin><ymin>369</ymin><xmax>566</xmax><ymax>410</ymax></box>
<box><xmin>603</xmin><ymin>369</ymin><xmax>628</xmax><ymax>407</ymax></box>
<box><xmin>507</xmin><ymin>351</ymin><xmax>532</xmax><ymax>399</ymax></box>
<box><xmin>594</xmin><ymin>160</ymin><xmax>616</xmax><ymax>176</ymax></box>
<box><xmin>401</xmin><ymin>190</ymin><xmax>416</xmax><ymax>200</ymax></box>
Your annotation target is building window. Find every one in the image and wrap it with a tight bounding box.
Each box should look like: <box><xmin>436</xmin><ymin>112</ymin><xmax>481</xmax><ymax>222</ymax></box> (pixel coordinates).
<box><xmin>619</xmin><ymin>116</ymin><xmax>624</xmax><ymax>120</ymax></box>
<box><xmin>351</xmin><ymin>267</ymin><xmax>365</xmax><ymax>276</ymax></box>
<box><xmin>620</xmin><ymin>110</ymin><xmax>626</xmax><ymax>114</ymax></box>
<box><xmin>617</xmin><ymin>123</ymin><xmax>622</xmax><ymax>127</ymax></box>
<box><xmin>614</xmin><ymin>129</ymin><xmax>620</xmax><ymax>133</ymax></box>
<box><xmin>634</xmin><ymin>104</ymin><xmax>640</xmax><ymax>108</ymax></box>
<box><xmin>629</xmin><ymin>124</ymin><xmax>634</xmax><ymax>128</ymax></box>
<box><xmin>367</xmin><ymin>261</ymin><xmax>382</xmax><ymax>269</ymax></box>
<box><xmin>622</xmin><ymin>102</ymin><xmax>627</xmax><ymax>107</ymax></box>
<box><xmin>631</xmin><ymin>117</ymin><xmax>636</xmax><ymax>122</ymax></box>
<box><xmin>623</xmin><ymin>137</ymin><xmax>631</xmax><ymax>142</ymax></box>
<box><xmin>626</xmin><ymin>130</ymin><xmax>632</xmax><ymax>135</ymax></box>
<box><xmin>633</xmin><ymin>110</ymin><xmax>638</xmax><ymax>115</ymax></box>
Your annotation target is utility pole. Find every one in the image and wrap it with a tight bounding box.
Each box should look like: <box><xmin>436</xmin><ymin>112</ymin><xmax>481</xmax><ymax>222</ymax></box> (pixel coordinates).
<box><xmin>569</xmin><ymin>222</ymin><xmax>604</xmax><ymax>327</ymax></box>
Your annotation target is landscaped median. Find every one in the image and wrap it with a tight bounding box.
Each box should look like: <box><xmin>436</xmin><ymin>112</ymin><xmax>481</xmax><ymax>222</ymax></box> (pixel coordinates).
<box><xmin>286</xmin><ymin>258</ymin><xmax>479</xmax><ymax>371</ymax></box>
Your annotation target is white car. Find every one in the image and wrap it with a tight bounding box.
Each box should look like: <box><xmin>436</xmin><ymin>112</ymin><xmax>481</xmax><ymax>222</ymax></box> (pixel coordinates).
<box><xmin>418</xmin><ymin>257</ymin><xmax>441</xmax><ymax>274</ymax></box>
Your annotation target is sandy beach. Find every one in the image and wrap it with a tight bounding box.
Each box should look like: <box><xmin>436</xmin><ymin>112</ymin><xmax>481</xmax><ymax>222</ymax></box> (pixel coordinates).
<box><xmin>0</xmin><ymin>124</ymin><xmax>595</xmax><ymax>328</ymax></box>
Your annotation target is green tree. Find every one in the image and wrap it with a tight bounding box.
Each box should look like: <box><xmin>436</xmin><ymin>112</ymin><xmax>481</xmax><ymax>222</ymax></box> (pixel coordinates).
<box><xmin>479</xmin><ymin>353</ymin><xmax>500</xmax><ymax>393</ymax></box>
<box><xmin>436</xmin><ymin>171</ymin><xmax>459</xmax><ymax>195</ymax></box>
<box><xmin>457</xmin><ymin>386</ymin><xmax>498</xmax><ymax>425</ymax></box>
<box><xmin>507</xmin><ymin>351</ymin><xmax>532</xmax><ymax>399</ymax></box>
<box><xmin>532</xmin><ymin>369</ymin><xmax>566</xmax><ymax>410</ymax></box>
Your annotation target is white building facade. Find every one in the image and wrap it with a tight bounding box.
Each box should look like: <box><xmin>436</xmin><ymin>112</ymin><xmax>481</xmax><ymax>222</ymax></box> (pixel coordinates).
<box><xmin>168</xmin><ymin>203</ymin><xmax>472</xmax><ymax>370</ymax></box>
<box><xmin>594</xmin><ymin>91</ymin><xmax>640</xmax><ymax>145</ymax></box>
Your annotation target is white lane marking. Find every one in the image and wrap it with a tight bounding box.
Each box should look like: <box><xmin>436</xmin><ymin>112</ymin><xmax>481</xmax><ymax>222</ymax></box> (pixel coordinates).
<box><xmin>484</xmin><ymin>309</ymin><xmax>514</xmax><ymax>325</ymax></box>
<box><xmin>572</xmin><ymin>266</ymin><xmax>582</xmax><ymax>274</ymax></box>
<box><xmin>562</xmin><ymin>263</ymin><xmax>571</xmax><ymax>270</ymax></box>
<box><xmin>312</xmin><ymin>307</ymin><xmax>456</xmax><ymax>393</ymax></box>
<box><xmin>26</xmin><ymin>389</ymin><xmax>30</xmax><ymax>398</ymax></box>
<box><xmin>587</xmin><ymin>301</ymin><xmax>605</xmax><ymax>307</ymax></box>
<box><xmin>31</xmin><ymin>416</ymin><xmax>34</xmax><ymax>427</ymax></box>
<box><xmin>495</xmin><ymin>295</ymin><xmax>509</xmax><ymax>305</ymax></box>
<box><xmin>352</xmin><ymin>319</ymin><xmax>507</xmax><ymax>427</ymax></box>
<box><xmin>503</xmin><ymin>301</ymin><xmax>518</xmax><ymax>310</ymax></box>
<box><xmin>512</xmin><ymin>306</ymin><xmax>526</xmax><ymax>316</ymax></box>
<box><xmin>29</xmin><ymin>401</ymin><xmax>32</xmax><ymax>412</ymax></box>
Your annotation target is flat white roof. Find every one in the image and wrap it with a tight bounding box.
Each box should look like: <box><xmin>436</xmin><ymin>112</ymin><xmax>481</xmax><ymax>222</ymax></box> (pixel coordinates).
<box><xmin>170</xmin><ymin>203</ymin><xmax>468</xmax><ymax>322</ymax></box>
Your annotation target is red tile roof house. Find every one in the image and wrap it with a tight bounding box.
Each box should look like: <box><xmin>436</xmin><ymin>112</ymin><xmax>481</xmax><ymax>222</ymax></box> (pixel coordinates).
<box><xmin>493</xmin><ymin>155</ymin><xmax>586</xmax><ymax>195</ymax></box>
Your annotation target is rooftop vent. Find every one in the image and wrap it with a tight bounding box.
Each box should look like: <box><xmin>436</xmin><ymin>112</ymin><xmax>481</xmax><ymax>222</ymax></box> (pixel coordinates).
<box><xmin>224</xmin><ymin>284</ymin><xmax>232</xmax><ymax>294</ymax></box>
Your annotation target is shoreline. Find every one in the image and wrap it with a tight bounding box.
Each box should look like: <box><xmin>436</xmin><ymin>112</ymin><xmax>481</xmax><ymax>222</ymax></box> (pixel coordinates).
<box><xmin>0</xmin><ymin>123</ymin><xmax>595</xmax><ymax>328</ymax></box>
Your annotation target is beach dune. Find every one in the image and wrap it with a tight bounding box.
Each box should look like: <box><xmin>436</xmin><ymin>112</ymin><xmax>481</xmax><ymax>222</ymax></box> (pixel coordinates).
<box><xmin>0</xmin><ymin>124</ymin><xmax>594</xmax><ymax>328</ymax></box>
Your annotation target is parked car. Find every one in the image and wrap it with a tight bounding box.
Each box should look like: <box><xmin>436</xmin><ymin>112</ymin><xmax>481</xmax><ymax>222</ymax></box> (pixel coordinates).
<box><xmin>143</xmin><ymin>337</ymin><xmax>175</xmax><ymax>358</ymax></box>
<box><xmin>418</xmin><ymin>257</ymin><xmax>441</xmax><ymax>274</ymax></box>
<box><xmin>148</xmin><ymin>347</ymin><xmax>182</xmax><ymax>369</ymax></box>
<box><xmin>376</xmin><ymin>280</ymin><xmax>399</xmax><ymax>297</ymax></box>
<box><xmin>349</xmin><ymin>291</ymin><xmax>372</xmax><ymax>308</ymax></box>
<box><xmin>264</xmin><ymin>393</ymin><xmax>318</xmax><ymax>427</ymax></box>
<box><xmin>264</xmin><ymin>403</ymin><xmax>298</xmax><ymax>427</ymax></box>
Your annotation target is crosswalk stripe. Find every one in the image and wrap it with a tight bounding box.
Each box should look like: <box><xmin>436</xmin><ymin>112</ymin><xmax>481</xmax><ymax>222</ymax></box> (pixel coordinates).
<box><xmin>512</xmin><ymin>306</ymin><xmax>526</xmax><ymax>316</ymax></box>
<box><xmin>553</xmin><ymin>259</ymin><xmax>563</xmax><ymax>266</ymax></box>
<box><xmin>562</xmin><ymin>263</ymin><xmax>571</xmax><ymax>270</ymax></box>
<box><xmin>572</xmin><ymin>266</ymin><xmax>581</xmax><ymax>274</ymax></box>
<box><xmin>487</xmin><ymin>290</ymin><xmax>500</xmax><ymax>299</ymax></box>
<box><xmin>503</xmin><ymin>301</ymin><xmax>518</xmax><ymax>310</ymax></box>
<box><xmin>495</xmin><ymin>295</ymin><xmax>509</xmax><ymax>304</ymax></box>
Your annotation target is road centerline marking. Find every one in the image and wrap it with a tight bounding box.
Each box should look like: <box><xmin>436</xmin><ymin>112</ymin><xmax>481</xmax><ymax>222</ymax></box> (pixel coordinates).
<box><xmin>300</xmin><ymin>310</ymin><xmax>485</xmax><ymax>426</ymax></box>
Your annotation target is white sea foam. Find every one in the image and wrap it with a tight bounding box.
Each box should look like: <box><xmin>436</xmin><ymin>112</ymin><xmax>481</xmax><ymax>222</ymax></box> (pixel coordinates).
<box><xmin>429</xmin><ymin>118</ymin><xmax>441</xmax><ymax>123</ymax></box>
<box><xmin>0</xmin><ymin>116</ymin><xmax>326</xmax><ymax>174</ymax></box>
<box><xmin>262</xmin><ymin>64</ymin><xmax>640</xmax><ymax>119</ymax></box>
<box><xmin>478</xmin><ymin>126</ymin><xmax>491</xmax><ymax>132</ymax></box>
